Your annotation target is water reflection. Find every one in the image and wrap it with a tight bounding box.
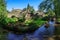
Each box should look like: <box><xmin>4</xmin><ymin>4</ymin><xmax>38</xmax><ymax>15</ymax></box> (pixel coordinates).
<box><xmin>7</xmin><ymin>32</ymin><xmax>24</xmax><ymax>40</ymax></box>
<box><xmin>48</xmin><ymin>20</ymin><xmax>55</xmax><ymax>36</ymax></box>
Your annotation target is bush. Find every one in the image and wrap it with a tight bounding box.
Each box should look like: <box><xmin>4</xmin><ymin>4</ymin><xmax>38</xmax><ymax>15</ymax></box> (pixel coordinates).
<box><xmin>5</xmin><ymin>17</ymin><xmax>18</xmax><ymax>24</ymax></box>
<box><xmin>57</xmin><ymin>18</ymin><xmax>60</xmax><ymax>22</ymax></box>
<box><xmin>18</xmin><ymin>18</ymin><xmax>25</xmax><ymax>22</ymax></box>
<box><xmin>55</xmin><ymin>24</ymin><xmax>60</xmax><ymax>35</ymax></box>
<box><xmin>2</xmin><ymin>18</ymin><xmax>46</xmax><ymax>34</ymax></box>
<box><xmin>27</xmin><ymin>22</ymin><xmax>38</xmax><ymax>33</ymax></box>
<box><xmin>25</xmin><ymin>19</ymin><xmax>33</xmax><ymax>26</ymax></box>
<box><xmin>33</xmin><ymin>18</ymin><xmax>45</xmax><ymax>26</ymax></box>
<box><xmin>41</xmin><ymin>16</ymin><xmax>50</xmax><ymax>21</ymax></box>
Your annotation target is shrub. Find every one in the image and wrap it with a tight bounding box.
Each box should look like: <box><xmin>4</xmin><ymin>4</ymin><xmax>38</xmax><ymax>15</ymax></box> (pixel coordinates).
<box><xmin>24</xmin><ymin>19</ymin><xmax>33</xmax><ymax>26</ymax></box>
<box><xmin>41</xmin><ymin>16</ymin><xmax>50</xmax><ymax>21</ymax></box>
<box><xmin>33</xmin><ymin>18</ymin><xmax>45</xmax><ymax>26</ymax></box>
<box><xmin>27</xmin><ymin>22</ymin><xmax>38</xmax><ymax>33</ymax></box>
<box><xmin>5</xmin><ymin>17</ymin><xmax>18</xmax><ymax>24</ymax></box>
<box><xmin>2</xmin><ymin>18</ymin><xmax>46</xmax><ymax>34</ymax></box>
<box><xmin>18</xmin><ymin>18</ymin><xmax>25</xmax><ymax>22</ymax></box>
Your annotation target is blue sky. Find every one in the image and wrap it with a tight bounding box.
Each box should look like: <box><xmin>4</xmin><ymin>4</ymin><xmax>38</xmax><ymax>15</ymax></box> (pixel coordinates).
<box><xmin>6</xmin><ymin>0</ymin><xmax>43</xmax><ymax>11</ymax></box>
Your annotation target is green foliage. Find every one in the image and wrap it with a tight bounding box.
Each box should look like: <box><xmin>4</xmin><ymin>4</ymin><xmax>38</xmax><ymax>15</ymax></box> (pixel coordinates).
<box><xmin>54</xmin><ymin>0</ymin><xmax>60</xmax><ymax>17</ymax></box>
<box><xmin>38</xmin><ymin>0</ymin><xmax>60</xmax><ymax>17</ymax></box>
<box><xmin>22</xmin><ymin>8</ymin><xmax>26</xmax><ymax>11</ymax></box>
<box><xmin>0</xmin><ymin>0</ymin><xmax>7</xmax><ymax>26</ymax></box>
<box><xmin>27</xmin><ymin>4</ymin><xmax>35</xmax><ymax>14</ymax></box>
<box><xmin>18</xmin><ymin>17</ymin><xmax>25</xmax><ymax>22</ymax></box>
<box><xmin>32</xmin><ymin>13</ymin><xmax>40</xmax><ymax>20</ymax></box>
<box><xmin>30</xmin><ymin>7</ymin><xmax>35</xmax><ymax>14</ymax></box>
<box><xmin>47</xmin><ymin>9</ymin><xmax>55</xmax><ymax>16</ymax></box>
<box><xmin>41</xmin><ymin>16</ymin><xmax>50</xmax><ymax>21</ymax></box>
<box><xmin>25</xmin><ymin>19</ymin><xmax>33</xmax><ymax>26</ymax></box>
<box><xmin>57</xmin><ymin>18</ymin><xmax>60</xmax><ymax>22</ymax></box>
<box><xmin>4</xmin><ymin>18</ymin><xmax>46</xmax><ymax>33</ymax></box>
<box><xmin>38</xmin><ymin>0</ymin><xmax>54</xmax><ymax>12</ymax></box>
<box><xmin>55</xmin><ymin>25</ymin><xmax>60</xmax><ymax>35</ymax></box>
<box><xmin>33</xmin><ymin>18</ymin><xmax>45</xmax><ymax>26</ymax></box>
<box><xmin>0</xmin><ymin>27</ymin><xmax>7</xmax><ymax>40</ymax></box>
<box><xmin>5</xmin><ymin>17</ymin><xmax>18</xmax><ymax>24</ymax></box>
<box><xmin>28</xmin><ymin>22</ymin><xmax>38</xmax><ymax>33</ymax></box>
<box><xmin>11</xmin><ymin>17</ymin><xmax>18</xmax><ymax>22</ymax></box>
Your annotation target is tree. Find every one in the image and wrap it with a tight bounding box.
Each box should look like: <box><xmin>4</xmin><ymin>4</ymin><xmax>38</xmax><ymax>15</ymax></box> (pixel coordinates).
<box><xmin>47</xmin><ymin>8</ymin><xmax>55</xmax><ymax>17</ymax></box>
<box><xmin>38</xmin><ymin>0</ymin><xmax>60</xmax><ymax>18</ymax></box>
<box><xmin>0</xmin><ymin>0</ymin><xmax>7</xmax><ymax>26</ymax></box>
<box><xmin>27</xmin><ymin>4</ymin><xmax>30</xmax><ymax>9</ymax></box>
<box><xmin>27</xmin><ymin>4</ymin><xmax>35</xmax><ymax>14</ymax></box>
<box><xmin>22</xmin><ymin>8</ymin><xmax>26</xmax><ymax>11</ymax></box>
<box><xmin>53</xmin><ymin>0</ymin><xmax>60</xmax><ymax>18</ymax></box>
<box><xmin>30</xmin><ymin>7</ymin><xmax>35</xmax><ymax>14</ymax></box>
<box><xmin>38</xmin><ymin>0</ymin><xmax>54</xmax><ymax>11</ymax></box>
